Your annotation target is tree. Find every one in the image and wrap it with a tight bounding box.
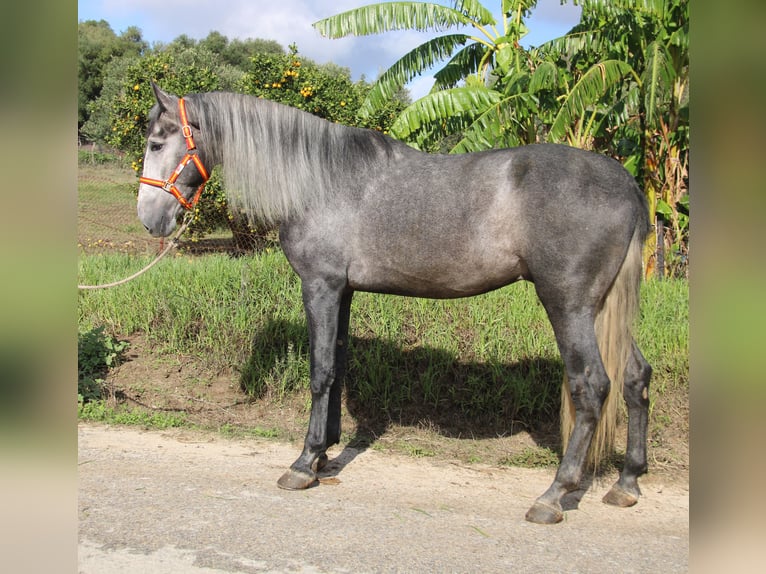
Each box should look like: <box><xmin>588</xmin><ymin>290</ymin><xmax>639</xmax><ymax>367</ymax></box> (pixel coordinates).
<box><xmin>315</xmin><ymin>1</ymin><xmax>544</xmax><ymax>152</ymax></box>
<box><xmin>85</xmin><ymin>48</ymin><xmax>227</xmax><ymax>156</ymax></box>
<box><xmin>78</xmin><ymin>20</ymin><xmax>147</xmax><ymax>135</ymax></box>
<box><xmin>240</xmin><ymin>44</ymin><xmax>407</xmax><ymax>132</ymax></box>
<box><xmin>87</xmin><ymin>37</ymin><xmax>407</xmax><ymax>250</ymax></box>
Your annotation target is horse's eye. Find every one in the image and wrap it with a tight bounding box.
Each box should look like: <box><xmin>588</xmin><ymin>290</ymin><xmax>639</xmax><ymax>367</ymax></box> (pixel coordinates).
<box><xmin>149</xmin><ymin>142</ymin><xmax>164</xmax><ymax>152</ymax></box>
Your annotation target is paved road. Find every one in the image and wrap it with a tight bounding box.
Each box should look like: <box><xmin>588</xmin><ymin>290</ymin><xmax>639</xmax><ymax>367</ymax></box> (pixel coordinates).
<box><xmin>78</xmin><ymin>424</ymin><xmax>688</xmax><ymax>573</ymax></box>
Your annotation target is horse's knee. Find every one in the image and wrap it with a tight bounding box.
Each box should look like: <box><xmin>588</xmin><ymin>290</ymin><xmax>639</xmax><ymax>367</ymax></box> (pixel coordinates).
<box><xmin>310</xmin><ymin>364</ymin><xmax>336</xmax><ymax>395</ymax></box>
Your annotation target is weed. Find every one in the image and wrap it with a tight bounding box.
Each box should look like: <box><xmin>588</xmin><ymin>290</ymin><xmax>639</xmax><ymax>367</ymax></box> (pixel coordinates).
<box><xmin>500</xmin><ymin>446</ymin><xmax>560</xmax><ymax>468</ymax></box>
<box><xmin>78</xmin><ymin>326</ymin><xmax>129</xmax><ymax>403</ymax></box>
<box><xmin>219</xmin><ymin>423</ymin><xmax>281</xmax><ymax>439</ymax></box>
<box><xmin>402</xmin><ymin>444</ymin><xmax>436</xmax><ymax>458</ymax></box>
<box><xmin>78</xmin><ymin>149</ymin><xmax>126</xmax><ymax>166</ymax></box>
<box><xmin>78</xmin><ymin>400</ymin><xmax>186</xmax><ymax>429</ymax></box>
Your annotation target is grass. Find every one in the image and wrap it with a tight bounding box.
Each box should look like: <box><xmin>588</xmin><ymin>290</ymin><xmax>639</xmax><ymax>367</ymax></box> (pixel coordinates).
<box><xmin>78</xmin><ymin>248</ymin><xmax>688</xmax><ymax>436</ymax></box>
<box><xmin>218</xmin><ymin>423</ymin><xmax>282</xmax><ymax>439</ymax></box>
<box><xmin>635</xmin><ymin>278</ymin><xmax>689</xmax><ymax>392</ymax></box>
<box><xmin>78</xmin><ymin>399</ymin><xmax>187</xmax><ymax>429</ymax></box>
<box><xmin>500</xmin><ymin>446</ymin><xmax>560</xmax><ymax>468</ymax></box>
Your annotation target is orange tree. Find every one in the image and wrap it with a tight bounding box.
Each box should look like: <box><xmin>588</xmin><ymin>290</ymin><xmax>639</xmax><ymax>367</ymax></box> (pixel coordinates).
<box><xmin>240</xmin><ymin>44</ymin><xmax>406</xmax><ymax>132</ymax></box>
<box><xmin>104</xmin><ymin>49</ymin><xmax>224</xmax><ymax>164</ymax></box>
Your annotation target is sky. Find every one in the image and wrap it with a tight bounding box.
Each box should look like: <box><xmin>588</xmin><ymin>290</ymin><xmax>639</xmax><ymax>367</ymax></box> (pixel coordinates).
<box><xmin>78</xmin><ymin>0</ymin><xmax>581</xmax><ymax>99</ymax></box>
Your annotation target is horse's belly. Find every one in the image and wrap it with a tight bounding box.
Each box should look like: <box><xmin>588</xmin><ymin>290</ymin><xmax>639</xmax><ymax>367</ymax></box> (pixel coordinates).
<box><xmin>347</xmin><ymin>255</ymin><xmax>528</xmax><ymax>299</ymax></box>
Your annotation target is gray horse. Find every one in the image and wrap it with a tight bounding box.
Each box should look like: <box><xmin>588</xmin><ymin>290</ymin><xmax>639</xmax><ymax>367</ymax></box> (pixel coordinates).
<box><xmin>137</xmin><ymin>84</ymin><xmax>652</xmax><ymax>524</ymax></box>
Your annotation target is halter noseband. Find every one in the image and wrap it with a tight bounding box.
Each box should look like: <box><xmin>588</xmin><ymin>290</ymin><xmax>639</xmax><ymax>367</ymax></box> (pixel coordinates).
<box><xmin>139</xmin><ymin>98</ymin><xmax>209</xmax><ymax>211</ymax></box>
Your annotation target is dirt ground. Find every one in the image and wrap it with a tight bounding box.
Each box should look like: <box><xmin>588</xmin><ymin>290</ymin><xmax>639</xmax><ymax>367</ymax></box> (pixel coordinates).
<box><xmin>78</xmin><ymin>423</ymin><xmax>688</xmax><ymax>573</ymax></box>
<box><xmin>100</xmin><ymin>335</ymin><xmax>689</xmax><ymax>476</ymax></box>
<box><xmin>79</xmin><ymin>336</ymin><xmax>689</xmax><ymax>572</ymax></box>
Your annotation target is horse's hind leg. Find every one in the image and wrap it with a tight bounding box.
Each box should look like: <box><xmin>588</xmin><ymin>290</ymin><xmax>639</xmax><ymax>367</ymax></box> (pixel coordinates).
<box><xmin>603</xmin><ymin>339</ymin><xmax>652</xmax><ymax>506</ymax></box>
<box><xmin>525</xmin><ymin>309</ymin><xmax>611</xmax><ymax>524</ymax></box>
<box><xmin>277</xmin><ymin>278</ymin><xmax>347</xmax><ymax>490</ymax></box>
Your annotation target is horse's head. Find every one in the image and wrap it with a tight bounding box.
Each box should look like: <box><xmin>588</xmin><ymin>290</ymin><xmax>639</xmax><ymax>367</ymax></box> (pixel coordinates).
<box><xmin>137</xmin><ymin>83</ymin><xmax>210</xmax><ymax>237</ymax></box>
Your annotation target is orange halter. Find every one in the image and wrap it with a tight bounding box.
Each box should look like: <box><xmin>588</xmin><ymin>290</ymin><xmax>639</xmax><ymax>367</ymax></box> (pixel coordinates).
<box><xmin>139</xmin><ymin>98</ymin><xmax>210</xmax><ymax>210</ymax></box>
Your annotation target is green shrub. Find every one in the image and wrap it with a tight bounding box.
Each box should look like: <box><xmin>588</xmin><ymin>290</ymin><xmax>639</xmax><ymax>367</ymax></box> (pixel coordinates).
<box><xmin>78</xmin><ymin>326</ymin><xmax>130</xmax><ymax>403</ymax></box>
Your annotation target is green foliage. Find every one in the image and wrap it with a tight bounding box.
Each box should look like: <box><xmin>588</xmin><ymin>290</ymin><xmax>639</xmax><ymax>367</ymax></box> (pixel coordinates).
<box><xmin>196</xmin><ymin>31</ymin><xmax>284</xmax><ymax>68</ymax></box>
<box><xmin>634</xmin><ymin>278</ymin><xmax>688</xmax><ymax>389</ymax></box>
<box><xmin>315</xmin><ymin>1</ymin><xmax>547</xmax><ymax>152</ymax></box>
<box><xmin>78</xmin><ymin>20</ymin><xmax>147</xmax><ymax>131</ymax></box>
<box><xmin>501</xmin><ymin>446</ymin><xmax>560</xmax><ymax>468</ymax></box>
<box><xmin>240</xmin><ymin>44</ymin><xmax>407</xmax><ymax>132</ymax></box>
<box><xmin>391</xmin><ymin>85</ymin><xmax>503</xmax><ymax>149</ymax></box>
<box><xmin>314</xmin><ymin>0</ymin><xmax>506</xmax><ymax>120</ymax></box>
<box><xmin>102</xmin><ymin>50</ymin><xmax>224</xmax><ymax>164</ymax></box>
<box><xmin>218</xmin><ymin>423</ymin><xmax>281</xmax><ymax>439</ymax></box>
<box><xmin>77</xmin><ymin>149</ymin><xmax>125</xmax><ymax>167</ymax></box>
<box><xmin>78</xmin><ymin>326</ymin><xmax>130</xmax><ymax>403</ymax></box>
<box><xmin>82</xmin><ymin>38</ymin><xmax>407</xmax><ymax>247</ymax></box>
<box><xmin>78</xmin><ymin>400</ymin><xmax>186</xmax><ymax>429</ymax></box>
<box><xmin>547</xmin><ymin>59</ymin><xmax>635</xmax><ymax>143</ymax></box>
<box><xmin>541</xmin><ymin>0</ymin><xmax>689</xmax><ymax>277</ymax></box>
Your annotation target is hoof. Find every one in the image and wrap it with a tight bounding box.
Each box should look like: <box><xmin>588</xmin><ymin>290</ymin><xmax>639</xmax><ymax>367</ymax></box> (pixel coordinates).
<box><xmin>602</xmin><ymin>484</ymin><xmax>639</xmax><ymax>507</ymax></box>
<box><xmin>525</xmin><ymin>501</ymin><xmax>564</xmax><ymax>524</ymax></box>
<box><xmin>277</xmin><ymin>469</ymin><xmax>317</xmax><ymax>491</ymax></box>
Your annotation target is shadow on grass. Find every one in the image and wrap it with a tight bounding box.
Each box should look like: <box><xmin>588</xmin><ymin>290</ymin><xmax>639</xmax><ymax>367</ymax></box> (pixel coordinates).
<box><xmin>240</xmin><ymin>319</ymin><xmax>563</xmax><ymax>457</ymax></box>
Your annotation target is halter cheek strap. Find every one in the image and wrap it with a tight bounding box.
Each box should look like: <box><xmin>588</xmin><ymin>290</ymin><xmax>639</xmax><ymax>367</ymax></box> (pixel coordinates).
<box><xmin>139</xmin><ymin>98</ymin><xmax>210</xmax><ymax>211</ymax></box>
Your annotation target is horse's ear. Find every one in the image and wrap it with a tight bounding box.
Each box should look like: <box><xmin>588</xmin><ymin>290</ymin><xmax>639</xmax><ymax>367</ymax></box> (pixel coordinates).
<box><xmin>151</xmin><ymin>82</ymin><xmax>178</xmax><ymax>112</ymax></box>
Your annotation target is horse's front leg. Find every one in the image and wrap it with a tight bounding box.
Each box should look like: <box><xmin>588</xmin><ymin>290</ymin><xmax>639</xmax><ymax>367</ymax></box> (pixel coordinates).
<box><xmin>314</xmin><ymin>290</ymin><xmax>354</xmax><ymax>474</ymax></box>
<box><xmin>277</xmin><ymin>279</ymin><xmax>345</xmax><ymax>490</ymax></box>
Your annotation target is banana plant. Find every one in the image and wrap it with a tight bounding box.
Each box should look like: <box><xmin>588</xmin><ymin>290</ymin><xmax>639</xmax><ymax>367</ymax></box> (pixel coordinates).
<box><xmin>314</xmin><ymin>1</ymin><xmax>542</xmax><ymax>152</ymax></box>
<box><xmin>546</xmin><ymin>60</ymin><xmax>638</xmax><ymax>148</ymax></box>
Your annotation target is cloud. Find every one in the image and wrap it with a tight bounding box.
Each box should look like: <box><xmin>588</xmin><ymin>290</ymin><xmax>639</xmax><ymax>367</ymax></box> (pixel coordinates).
<box><xmin>522</xmin><ymin>0</ymin><xmax>582</xmax><ymax>47</ymax></box>
<box><xmin>97</xmin><ymin>0</ymin><xmax>435</xmax><ymax>82</ymax></box>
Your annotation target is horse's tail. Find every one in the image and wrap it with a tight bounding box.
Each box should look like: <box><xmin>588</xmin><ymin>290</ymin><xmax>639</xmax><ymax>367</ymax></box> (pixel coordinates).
<box><xmin>560</xmin><ymin>221</ymin><xmax>645</xmax><ymax>469</ymax></box>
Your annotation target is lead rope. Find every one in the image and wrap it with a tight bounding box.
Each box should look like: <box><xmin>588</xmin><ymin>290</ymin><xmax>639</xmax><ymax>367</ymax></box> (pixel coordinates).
<box><xmin>77</xmin><ymin>215</ymin><xmax>192</xmax><ymax>290</ymax></box>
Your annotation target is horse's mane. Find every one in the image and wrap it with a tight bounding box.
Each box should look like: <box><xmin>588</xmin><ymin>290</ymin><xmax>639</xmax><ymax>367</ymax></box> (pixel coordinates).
<box><xmin>186</xmin><ymin>91</ymin><xmax>398</xmax><ymax>225</ymax></box>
